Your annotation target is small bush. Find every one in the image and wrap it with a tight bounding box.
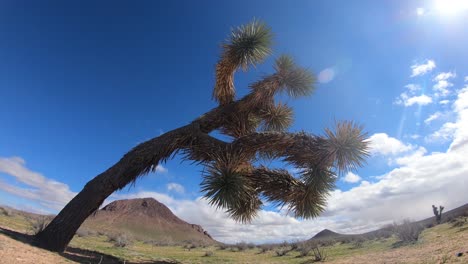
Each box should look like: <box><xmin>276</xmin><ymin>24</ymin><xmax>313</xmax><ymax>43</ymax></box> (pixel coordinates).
<box><xmin>275</xmin><ymin>248</ymin><xmax>290</xmax><ymax>257</ymax></box>
<box><xmin>311</xmin><ymin>246</ymin><xmax>327</xmax><ymax>262</ymax></box>
<box><xmin>203</xmin><ymin>251</ymin><xmax>214</xmax><ymax>257</ymax></box>
<box><xmin>0</xmin><ymin>207</ymin><xmax>13</xmax><ymax>217</ymax></box>
<box><xmin>31</xmin><ymin>216</ymin><xmax>50</xmax><ymax>235</ymax></box>
<box><xmin>392</xmin><ymin>220</ymin><xmax>424</xmax><ymax>244</ymax></box>
<box><xmin>298</xmin><ymin>245</ymin><xmax>312</xmax><ymax>257</ymax></box>
<box><xmin>451</xmin><ymin>217</ymin><xmax>467</xmax><ymax>228</ymax></box>
<box><xmin>144</xmin><ymin>237</ymin><xmax>175</xmax><ymax>247</ymax></box>
<box><xmin>235</xmin><ymin>242</ymin><xmax>248</xmax><ymax>251</ymax></box>
<box><xmin>75</xmin><ymin>227</ymin><xmax>95</xmax><ymax>237</ymax></box>
<box><xmin>258</xmin><ymin>244</ymin><xmax>274</xmax><ymax>253</ymax></box>
<box><xmin>218</xmin><ymin>243</ymin><xmax>229</xmax><ymax>250</ymax></box>
<box><xmin>184</xmin><ymin>243</ymin><xmax>197</xmax><ymax>250</ymax></box>
<box><xmin>107</xmin><ymin>233</ymin><xmax>132</xmax><ymax>248</ymax></box>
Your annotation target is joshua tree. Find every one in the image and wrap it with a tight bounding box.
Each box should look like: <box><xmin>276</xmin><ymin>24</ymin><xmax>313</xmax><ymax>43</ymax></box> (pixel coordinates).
<box><xmin>432</xmin><ymin>205</ymin><xmax>444</xmax><ymax>224</ymax></box>
<box><xmin>34</xmin><ymin>20</ymin><xmax>369</xmax><ymax>252</ymax></box>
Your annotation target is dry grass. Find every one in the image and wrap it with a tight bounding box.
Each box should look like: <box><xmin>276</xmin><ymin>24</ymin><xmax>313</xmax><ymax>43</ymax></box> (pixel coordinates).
<box><xmin>1</xmin><ymin>209</ymin><xmax>468</xmax><ymax>263</ymax></box>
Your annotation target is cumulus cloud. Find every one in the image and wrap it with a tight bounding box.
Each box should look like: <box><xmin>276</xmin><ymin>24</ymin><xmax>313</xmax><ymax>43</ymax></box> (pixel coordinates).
<box><xmin>433</xmin><ymin>72</ymin><xmax>456</xmax><ymax>97</ymax></box>
<box><xmin>424</xmin><ymin>112</ymin><xmax>442</xmax><ymax>125</ymax></box>
<box><xmin>404</xmin><ymin>94</ymin><xmax>433</xmax><ymax>106</ymax></box>
<box><xmin>395</xmin><ymin>93</ymin><xmax>432</xmax><ymax>107</ymax></box>
<box><xmin>433</xmin><ymin>72</ymin><xmax>456</xmax><ymax>82</ymax></box>
<box><xmin>404</xmin><ymin>84</ymin><xmax>421</xmax><ymax>93</ymax></box>
<box><xmin>410</xmin><ymin>60</ymin><xmax>436</xmax><ymax>77</ymax></box>
<box><xmin>166</xmin><ymin>182</ymin><xmax>185</xmax><ymax>194</ymax></box>
<box><xmin>0</xmin><ymin>157</ymin><xmax>76</xmax><ymax>211</ymax></box>
<box><xmin>343</xmin><ymin>172</ymin><xmax>362</xmax><ymax>183</ymax></box>
<box><xmin>426</xmin><ymin>122</ymin><xmax>457</xmax><ymax>143</ymax></box>
<box><xmin>439</xmin><ymin>100</ymin><xmax>450</xmax><ymax>105</ymax></box>
<box><xmin>368</xmin><ymin>133</ymin><xmax>413</xmax><ymax>155</ymax></box>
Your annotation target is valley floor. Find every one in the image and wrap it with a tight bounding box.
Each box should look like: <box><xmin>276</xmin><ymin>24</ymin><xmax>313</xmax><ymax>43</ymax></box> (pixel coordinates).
<box><xmin>1</xmin><ymin>212</ymin><xmax>467</xmax><ymax>263</ymax></box>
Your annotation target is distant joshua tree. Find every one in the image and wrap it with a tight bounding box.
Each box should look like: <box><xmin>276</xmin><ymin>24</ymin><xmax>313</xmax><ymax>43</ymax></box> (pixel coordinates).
<box><xmin>34</xmin><ymin>20</ymin><xmax>369</xmax><ymax>252</ymax></box>
<box><xmin>432</xmin><ymin>205</ymin><xmax>444</xmax><ymax>224</ymax></box>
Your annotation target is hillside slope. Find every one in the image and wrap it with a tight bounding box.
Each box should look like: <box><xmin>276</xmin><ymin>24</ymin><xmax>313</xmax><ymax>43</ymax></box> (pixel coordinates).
<box><xmin>81</xmin><ymin>198</ymin><xmax>215</xmax><ymax>244</ymax></box>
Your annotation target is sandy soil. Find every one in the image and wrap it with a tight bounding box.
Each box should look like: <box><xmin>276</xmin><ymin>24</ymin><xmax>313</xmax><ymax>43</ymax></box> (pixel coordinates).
<box><xmin>0</xmin><ymin>233</ymin><xmax>72</xmax><ymax>263</ymax></box>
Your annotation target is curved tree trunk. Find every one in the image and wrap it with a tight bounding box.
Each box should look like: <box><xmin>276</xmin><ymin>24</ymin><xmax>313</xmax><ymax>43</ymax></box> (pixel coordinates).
<box><xmin>34</xmin><ymin>124</ymin><xmax>196</xmax><ymax>252</ymax></box>
<box><xmin>34</xmin><ymin>172</ymin><xmax>118</xmax><ymax>252</ymax></box>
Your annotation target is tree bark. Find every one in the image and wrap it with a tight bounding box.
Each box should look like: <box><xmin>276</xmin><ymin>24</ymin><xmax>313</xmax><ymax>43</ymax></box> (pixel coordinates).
<box><xmin>33</xmin><ymin>124</ymin><xmax>197</xmax><ymax>252</ymax></box>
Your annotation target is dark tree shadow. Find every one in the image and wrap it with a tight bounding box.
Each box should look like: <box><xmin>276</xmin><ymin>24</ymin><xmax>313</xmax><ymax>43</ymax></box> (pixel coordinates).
<box><xmin>0</xmin><ymin>227</ymin><xmax>178</xmax><ymax>264</ymax></box>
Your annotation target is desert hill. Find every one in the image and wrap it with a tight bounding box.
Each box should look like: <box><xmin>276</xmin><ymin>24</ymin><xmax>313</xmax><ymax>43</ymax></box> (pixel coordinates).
<box><xmin>309</xmin><ymin>203</ymin><xmax>468</xmax><ymax>241</ymax></box>
<box><xmin>81</xmin><ymin>198</ymin><xmax>216</xmax><ymax>244</ymax></box>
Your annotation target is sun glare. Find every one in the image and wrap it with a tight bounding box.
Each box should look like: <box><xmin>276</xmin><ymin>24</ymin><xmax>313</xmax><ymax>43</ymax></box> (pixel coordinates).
<box><xmin>434</xmin><ymin>0</ymin><xmax>468</xmax><ymax>16</ymax></box>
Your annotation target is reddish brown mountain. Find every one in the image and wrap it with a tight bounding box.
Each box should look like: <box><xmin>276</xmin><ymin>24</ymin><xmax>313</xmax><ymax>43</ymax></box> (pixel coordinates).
<box><xmin>82</xmin><ymin>198</ymin><xmax>215</xmax><ymax>244</ymax></box>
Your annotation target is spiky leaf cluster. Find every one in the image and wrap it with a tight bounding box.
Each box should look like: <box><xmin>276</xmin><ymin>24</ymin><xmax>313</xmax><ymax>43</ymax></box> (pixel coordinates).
<box><xmin>200</xmin><ymin>21</ymin><xmax>369</xmax><ymax>223</ymax></box>
<box><xmin>213</xmin><ymin>20</ymin><xmax>273</xmax><ymax>105</ymax></box>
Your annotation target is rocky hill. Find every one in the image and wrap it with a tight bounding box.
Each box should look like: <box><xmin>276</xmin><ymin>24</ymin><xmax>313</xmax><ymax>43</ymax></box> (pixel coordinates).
<box><xmin>81</xmin><ymin>198</ymin><xmax>216</xmax><ymax>244</ymax></box>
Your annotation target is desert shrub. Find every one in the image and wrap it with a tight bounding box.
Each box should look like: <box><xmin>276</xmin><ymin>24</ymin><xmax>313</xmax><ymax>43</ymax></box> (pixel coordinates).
<box><xmin>147</xmin><ymin>236</ymin><xmax>175</xmax><ymax>246</ymax></box>
<box><xmin>298</xmin><ymin>244</ymin><xmax>312</xmax><ymax>257</ymax></box>
<box><xmin>203</xmin><ymin>251</ymin><xmax>214</xmax><ymax>257</ymax></box>
<box><xmin>218</xmin><ymin>243</ymin><xmax>229</xmax><ymax>250</ymax></box>
<box><xmin>275</xmin><ymin>247</ymin><xmax>290</xmax><ymax>257</ymax></box>
<box><xmin>234</xmin><ymin>242</ymin><xmax>248</xmax><ymax>251</ymax></box>
<box><xmin>451</xmin><ymin>217</ymin><xmax>467</xmax><ymax>228</ymax></box>
<box><xmin>392</xmin><ymin>220</ymin><xmax>424</xmax><ymax>243</ymax></box>
<box><xmin>247</xmin><ymin>243</ymin><xmax>256</xmax><ymax>249</ymax></box>
<box><xmin>31</xmin><ymin>216</ymin><xmax>50</xmax><ymax>235</ymax></box>
<box><xmin>184</xmin><ymin>243</ymin><xmax>197</xmax><ymax>250</ymax></box>
<box><xmin>311</xmin><ymin>245</ymin><xmax>327</xmax><ymax>262</ymax></box>
<box><xmin>107</xmin><ymin>233</ymin><xmax>132</xmax><ymax>248</ymax></box>
<box><xmin>0</xmin><ymin>207</ymin><xmax>13</xmax><ymax>217</ymax></box>
<box><xmin>318</xmin><ymin>239</ymin><xmax>335</xmax><ymax>247</ymax></box>
<box><xmin>351</xmin><ymin>237</ymin><xmax>364</xmax><ymax>249</ymax></box>
<box><xmin>75</xmin><ymin>227</ymin><xmax>97</xmax><ymax>237</ymax></box>
<box><xmin>258</xmin><ymin>243</ymin><xmax>274</xmax><ymax>253</ymax></box>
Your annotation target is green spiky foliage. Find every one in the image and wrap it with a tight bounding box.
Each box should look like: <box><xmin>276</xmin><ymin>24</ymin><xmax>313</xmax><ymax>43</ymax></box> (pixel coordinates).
<box><xmin>199</xmin><ymin>21</ymin><xmax>369</xmax><ymax>222</ymax></box>
<box><xmin>214</xmin><ymin>20</ymin><xmax>272</xmax><ymax>105</ymax></box>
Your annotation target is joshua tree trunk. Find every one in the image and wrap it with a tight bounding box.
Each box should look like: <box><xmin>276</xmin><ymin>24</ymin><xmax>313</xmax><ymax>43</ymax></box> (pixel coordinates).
<box><xmin>34</xmin><ymin>173</ymin><xmax>117</xmax><ymax>252</ymax></box>
<box><xmin>34</xmin><ymin>124</ymin><xmax>198</xmax><ymax>252</ymax></box>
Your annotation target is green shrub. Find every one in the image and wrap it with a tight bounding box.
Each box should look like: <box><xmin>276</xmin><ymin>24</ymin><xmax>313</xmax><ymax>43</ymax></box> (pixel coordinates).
<box><xmin>107</xmin><ymin>233</ymin><xmax>132</xmax><ymax>248</ymax></box>
<box><xmin>392</xmin><ymin>220</ymin><xmax>424</xmax><ymax>244</ymax></box>
<box><xmin>31</xmin><ymin>216</ymin><xmax>50</xmax><ymax>235</ymax></box>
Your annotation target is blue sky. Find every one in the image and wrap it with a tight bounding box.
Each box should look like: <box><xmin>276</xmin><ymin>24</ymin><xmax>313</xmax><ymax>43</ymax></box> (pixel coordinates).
<box><xmin>1</xmin><ymin>1</ymin><xmax>467</xmax><ymax>243</ymax></box>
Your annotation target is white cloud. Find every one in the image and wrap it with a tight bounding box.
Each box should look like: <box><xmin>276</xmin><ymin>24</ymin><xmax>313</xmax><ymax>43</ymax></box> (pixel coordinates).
<box><xmin>343</xmin><ymin>172</ymin><xmax>361</xmax><ymax>183</ymax></box>
<box><xmin>404</xmin><ymin>94</ymin><xmax>433</xmax><ymax>106</ymax></box>
<box><xmin>433</xmin><ymin>72</ymin><xmax>456</xmax><ymax>97</ymax></box>
<box><xmin>426</xmin><ymin>122</ymin><xmax>457</xmax><ymax>143</ymax></box>
<box><xmin>155</xmin><ymin>165</ymin><xmax>168</xmax><ymax>173</ymax></box>
<box><xmin>411</xmin><ymin>60</ymin><xmax>436</xmax><ymax>77</ymax></box>
<box><xmin>0</xmin><ymin>157</ymin><xmax>76</xmax><ymax>211</ymax></box>
<box><xmin>404</xmin><ymin>84</ymin><xmax>421</xmax><ymax>93</ymax></box>
<box><xmin>409</xmin><ymin>134</ymin><xmax>420</xmax><ymax>139</ymax></box>
<box><xmin>439</xmin><ymin>100</ymin><xmax>450</xmax><ymax>105</ymax></box>
<box><xmin>424</xmin><ymin>112</ymin><xmax>442</xmax><ymax>124</ymax></box>
<box><xmin>433</xmin><ymin>80</ymin><xmax>453</xmax><ymax>97</ymax></box>
<box><xmin>166</xmin><ymin>182</ymin><xmax>185</xmax><ymax>194</ymax></box>
<box><xmin>433</xmin><ymin>72</ymin><xmax>456</xmax><ymax>82</ymax></box>
<box><xmin>465</xmin><ymin>76</ymin><xmax>468</xmax><ymax>82</ymax></box>
<box><xmin>395</xmin><ymin>93</ymin><xmax>432</xmax><ymax>107</ymax></box>
<box><xmin>368</xmin><ymin>133</ymin><xmax>413</xmax><ymax>155</ymax></box>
